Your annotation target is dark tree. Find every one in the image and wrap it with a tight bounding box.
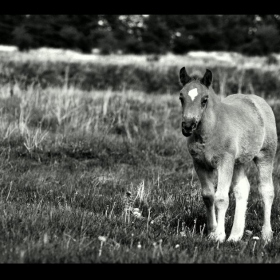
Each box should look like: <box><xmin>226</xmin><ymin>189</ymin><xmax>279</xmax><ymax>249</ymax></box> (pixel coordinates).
<box><xmin>141</xmin><ymin>15</ymin><xmax>171</xmax><ymax>54</ymax></box>
<box><xmin>0</xmin><ymin>15</ymin><xmax>25</xmax><ymax>45</ymax></box>
<box><xmin>1</xmin><ymin>14</ymin><xmax>280</xmax><ymax>56</ymax></box>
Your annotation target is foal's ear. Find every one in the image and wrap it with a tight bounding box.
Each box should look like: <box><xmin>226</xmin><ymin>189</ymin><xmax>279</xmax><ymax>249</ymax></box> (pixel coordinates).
<box><xmin>179</xmin><ymin>67</ymin><xmax>192</xmax><ymax>86</ymax></box>
<box><xmin>201</xmin><ymin>69</ymin><xmax>212</xmax><ymax>88</ymax></box>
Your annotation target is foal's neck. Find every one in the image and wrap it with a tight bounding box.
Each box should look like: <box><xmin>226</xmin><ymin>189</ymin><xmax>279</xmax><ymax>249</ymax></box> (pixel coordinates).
<box><xmin>194</xmin><ymin>88</ymin><xmax>221</xmax><ymax>143</ymax></box>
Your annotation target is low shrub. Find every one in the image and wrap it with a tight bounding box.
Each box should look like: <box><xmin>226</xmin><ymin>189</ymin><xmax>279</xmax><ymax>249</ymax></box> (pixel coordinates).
<box><xmin>0</xmin><ymin>59</ymin><xmax>280</xmax><ymax>98</ymax></box>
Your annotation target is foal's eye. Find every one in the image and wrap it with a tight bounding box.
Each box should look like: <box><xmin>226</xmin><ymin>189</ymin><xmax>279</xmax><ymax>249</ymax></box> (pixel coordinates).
<box><xmin>201</xmin><ymin>97</ymin><xmax>208</xmax><ymax>107</ymax></box>
<box><xmin>179</xmin><ymin>96</ymin><xmax>184</xmax><ymax>105</ymax></box>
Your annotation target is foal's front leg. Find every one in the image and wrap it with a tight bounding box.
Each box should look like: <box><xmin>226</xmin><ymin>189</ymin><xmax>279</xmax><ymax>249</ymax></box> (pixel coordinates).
<box><xmin>209</xmin><ymin>154</ymin><xmax>235</xmax><ymax>242</ymax></box>
<box><xmin>194</xmin><ymin>162</ymin><xmax>217</xmax><ymax>234</ymax></box>
<box><xmin>227</xmin><ymin>164</ymin><xmax>250</xmax><ymax>242</ymax></box>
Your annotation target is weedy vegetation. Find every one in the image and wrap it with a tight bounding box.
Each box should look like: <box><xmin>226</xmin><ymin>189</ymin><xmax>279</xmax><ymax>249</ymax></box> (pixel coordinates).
<box><xmin>0</xmin><ymin>50</ymin><xmax>280</xmax><ymax>263</ymax></box>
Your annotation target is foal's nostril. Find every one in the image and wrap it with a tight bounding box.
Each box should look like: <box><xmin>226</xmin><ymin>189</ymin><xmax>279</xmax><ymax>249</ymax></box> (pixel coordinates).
<box><xmin>182</xmin><ymin>121</ymin><xmax>197</xmax><ymax>130</ymax></box>
<box><xmin>182</xmin><ymin>122</ymin><xmax>191</xmax><ymax>129</ymax></box>
<box><xmin>191</xmin><ymin>122</ymin><xmax>197</xmax><ymax>130</ymax></box>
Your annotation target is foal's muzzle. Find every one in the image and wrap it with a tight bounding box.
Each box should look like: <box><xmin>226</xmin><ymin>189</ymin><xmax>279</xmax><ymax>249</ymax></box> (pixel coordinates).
<box><xmin>182</xmin><ymin>121</ymin><xmax>197</xmax><ymax>137</ymax></box>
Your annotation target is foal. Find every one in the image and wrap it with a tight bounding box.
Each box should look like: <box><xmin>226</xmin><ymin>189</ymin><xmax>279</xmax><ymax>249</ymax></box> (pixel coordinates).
<box><xmin>179</xmin><ymin>68</ymin><xmax>277</xmax><ymax>242</ymax></box>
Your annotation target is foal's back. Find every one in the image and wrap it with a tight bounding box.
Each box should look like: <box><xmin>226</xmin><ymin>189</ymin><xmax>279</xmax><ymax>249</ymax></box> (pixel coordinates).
<box><xmin>221</xmin><ymin>94</ymin><xmax>277</xmax><ymax>162</ymax></box>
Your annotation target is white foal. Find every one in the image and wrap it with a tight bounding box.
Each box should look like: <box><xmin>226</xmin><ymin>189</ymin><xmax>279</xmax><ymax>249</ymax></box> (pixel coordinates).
<box><xmin>179</xmin><ymin>68</ymin><xmax>277</xmax><ymax>242</ymax></box>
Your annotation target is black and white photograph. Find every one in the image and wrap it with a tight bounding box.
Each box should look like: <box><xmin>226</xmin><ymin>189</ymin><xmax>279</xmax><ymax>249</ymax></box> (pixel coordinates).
<box><xmin>0</xmin><ymin>14</ymin><xmax>280</xmax><ymax>263</ymax></box>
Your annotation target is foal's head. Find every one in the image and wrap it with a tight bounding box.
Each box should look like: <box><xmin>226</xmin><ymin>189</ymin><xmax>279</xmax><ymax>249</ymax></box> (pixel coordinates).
<box><xmin>179</xmin><ymin>68</ymin><xmax>213</xmax><ymax>137</ymax></box>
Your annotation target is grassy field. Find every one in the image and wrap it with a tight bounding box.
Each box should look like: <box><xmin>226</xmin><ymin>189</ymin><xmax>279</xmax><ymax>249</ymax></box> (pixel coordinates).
<box><xmin>0</xmin><ymin>49</ymin><xmax>280</xmax><ymax>263</ymax></box>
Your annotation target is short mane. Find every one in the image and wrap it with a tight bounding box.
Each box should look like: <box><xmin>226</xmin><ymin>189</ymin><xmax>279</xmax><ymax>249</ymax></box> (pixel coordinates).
<box><xmin>189</xmin><ymin>71</ymin><xmax>203</xmax><ymax>82</ymax></box>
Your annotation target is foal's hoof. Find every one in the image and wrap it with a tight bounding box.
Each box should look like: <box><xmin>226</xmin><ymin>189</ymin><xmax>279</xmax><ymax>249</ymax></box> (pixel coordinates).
<box><xmin>262</xmin><ymin>230</ymin><xmax>273</xmax><ymax>243</ymax></box>
<box><xmin>208</xmin><ymin>231</ymin><xmax>226</xmax><ymax>243</ymax></box>
<box><xmin>227</xmin><ymin>235</ymin><xmax>242</xmax><ymax>243</ymax></box>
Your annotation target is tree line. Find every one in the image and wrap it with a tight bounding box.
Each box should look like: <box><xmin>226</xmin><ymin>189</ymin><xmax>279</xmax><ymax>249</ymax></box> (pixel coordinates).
<box><xmin>0</xmin><ymin>15</ymin><xmax>280</xmax><ymax>56</ymax></box>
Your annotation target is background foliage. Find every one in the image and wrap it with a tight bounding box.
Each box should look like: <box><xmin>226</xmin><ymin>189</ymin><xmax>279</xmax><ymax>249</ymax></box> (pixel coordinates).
<box><xmin>1</xmin><ymin>15</ymin><xmax>280</xmax><ymax>55</ymax></box>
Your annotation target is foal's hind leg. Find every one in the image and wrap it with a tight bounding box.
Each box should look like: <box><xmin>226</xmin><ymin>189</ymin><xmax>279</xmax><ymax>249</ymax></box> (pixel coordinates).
<box><xmin>227</xmin><ymin>164</ymin><xmax>250</xmax><ymax>242</ymax></box>
<box><xmin>254</xmin><ymin>155</ymin><xmax>275</xmax><ymax>242</ymax></box>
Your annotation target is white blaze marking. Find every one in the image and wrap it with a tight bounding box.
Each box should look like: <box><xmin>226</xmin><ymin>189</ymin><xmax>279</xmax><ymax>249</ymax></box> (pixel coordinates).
<box><xmin>188</xmin><ymin>88</ymin><xmax>198</xmax><ymax>101</ymax></box>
